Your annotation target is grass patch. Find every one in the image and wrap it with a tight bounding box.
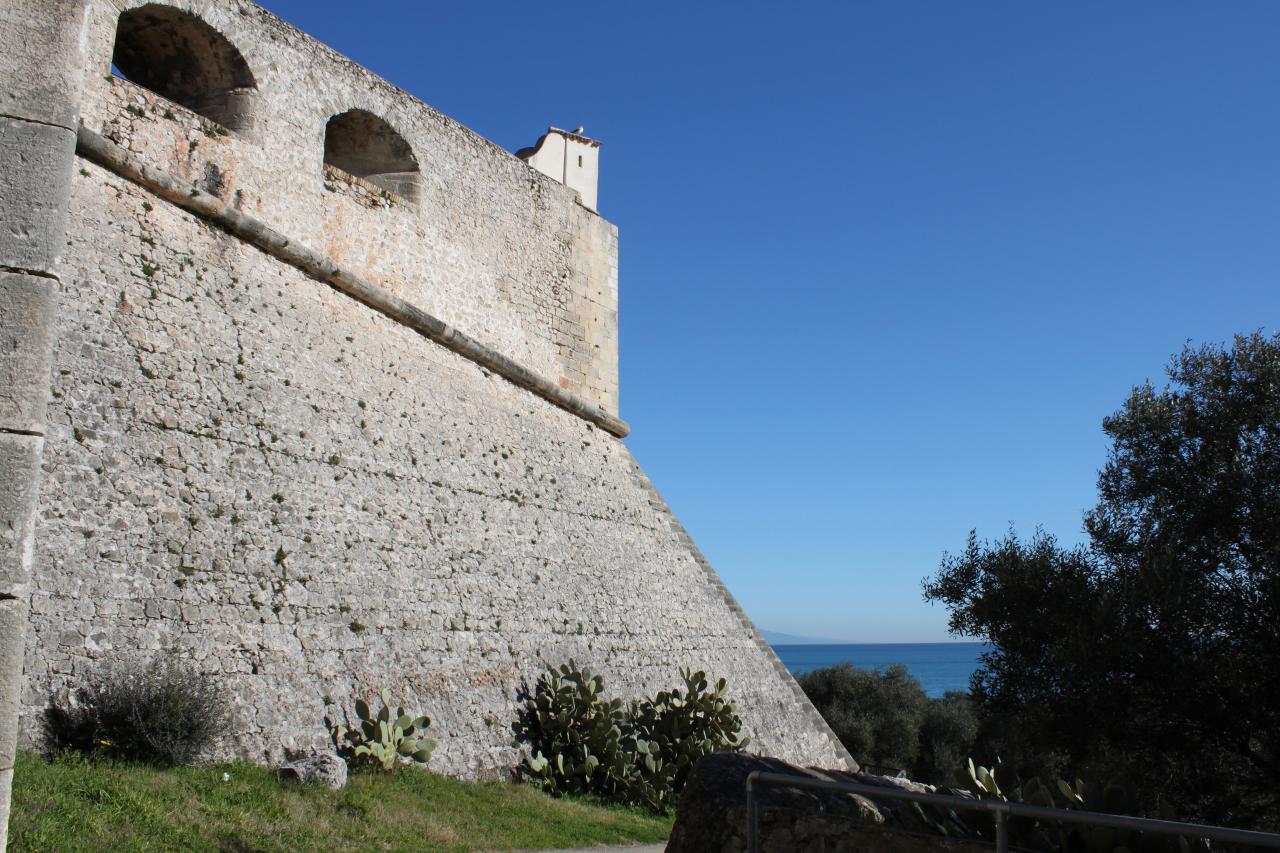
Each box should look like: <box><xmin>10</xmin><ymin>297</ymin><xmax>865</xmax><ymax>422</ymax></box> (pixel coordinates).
<box><xmin>9</xmin><ymin>751</ymin><xmax>672</xmax><ymax>852</ymax></box>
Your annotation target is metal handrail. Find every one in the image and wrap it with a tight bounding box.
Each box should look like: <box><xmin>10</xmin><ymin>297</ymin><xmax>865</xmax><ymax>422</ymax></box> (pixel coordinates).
<box><xmin>745</xmin><ymin>770</ymin><xmax>1280</xmax><ymax>853</ymax></box>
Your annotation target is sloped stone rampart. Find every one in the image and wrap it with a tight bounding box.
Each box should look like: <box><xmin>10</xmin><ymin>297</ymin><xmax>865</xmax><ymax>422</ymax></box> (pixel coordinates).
<box><xmin>12</xmin><ymin>0</ymin><xmax>852</xmax><ymax>783</ymax></box>
<box><xmin>22</xmin><ymin>159</ymin><xmax>851</xmax><ymax>775</ymax></box>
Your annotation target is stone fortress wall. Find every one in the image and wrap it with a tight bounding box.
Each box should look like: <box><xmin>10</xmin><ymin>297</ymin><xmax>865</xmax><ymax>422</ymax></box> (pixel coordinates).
<box><xmin>13</xmin><ymin>0</ymin><xmax>853</xmax><ymax>777</ymax></box>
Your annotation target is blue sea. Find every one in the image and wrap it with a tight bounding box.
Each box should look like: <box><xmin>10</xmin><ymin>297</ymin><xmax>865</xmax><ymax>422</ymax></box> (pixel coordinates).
<box><xmin>772</xmin><ymin>643</ymin><xmax>989</xmax><ymax>698</ymax></box>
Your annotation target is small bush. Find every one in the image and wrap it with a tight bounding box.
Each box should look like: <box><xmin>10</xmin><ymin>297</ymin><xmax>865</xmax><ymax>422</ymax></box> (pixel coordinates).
<box><xmin>514</xmin><ymin>661</ymin><xmax>747</xmax><ymax>812</ymax></box>
<box><xmin>43</xmin><ymin>654</ymin><xmax>230</xmax><ymax>767</ymax></box>
<box><xmin>796</xmin><ymin>663</ymin><xmax>977</xmax><ymax>782</ymax></box>
<box><xmin>797</xmin><ymin>663</ymin><xmax>926</xmax><ymax>772</ymax></box>
<box><xmin>916</xmin><ymin>690</ymin><xmax>978</xmax><ymax>784</ymax></box>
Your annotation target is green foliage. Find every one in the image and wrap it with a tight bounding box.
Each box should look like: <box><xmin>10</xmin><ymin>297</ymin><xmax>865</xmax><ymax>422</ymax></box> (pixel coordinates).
<box><xmin>42</xmin><ymin>658</ymin><xmax>229</xmax><ymax>767</ymax></box>
<box><xmin>796</xmin><ymin>663</ymin><xmax>976</xmax><ymax>782</ymax></box>
<box><xmin>957</xmin><ymin>760</ymin><xmax>1208</xmax><ymax>853</ymax></box>
<box><xmin>42</xmin><ymin>655</ymin><xmax>230</xmax><ymax>767</ymax></box>
<box><xmin>629</xmin><ymin>668</ymin><xmax>750</xmax><ymax>811</ymax></box>
<box><xmin>516</xmin><ymin>661</ymin><xmax>643</xmax><ymax>802</ymax></box>
<box><xmin>514</xmin><ymin>660</ymin><xmax>747</xmax><ymax>812</ymax></box>
<box><xmin>7</xmin><ymin>750</ymin><xmax>674</xmax><ymax>852</ymax></box>
<box><xmin>924</xmin><ymin>333</ymin><xmax>1280</xmax><ymax>830</ymax></box>
<box><xmin>916</xmin><ymin>690</ymin><xmax>978</xmax><ymax>784</ymax></box>
<box><xmin>329</xmin><ymin>689</ymin><xmax>436</xmax><ymax>771</ymax></box>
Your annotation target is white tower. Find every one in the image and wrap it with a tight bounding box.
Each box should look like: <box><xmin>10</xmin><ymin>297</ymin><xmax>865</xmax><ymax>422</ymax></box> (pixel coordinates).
<box><xmin>517</xmin><ymin>127</ymin><xmax>601</xmax><ymax>212</ymax></box>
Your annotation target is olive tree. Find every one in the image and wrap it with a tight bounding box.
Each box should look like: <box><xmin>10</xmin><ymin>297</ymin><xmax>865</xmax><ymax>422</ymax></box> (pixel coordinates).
<box><xmin>924</xmin><ymin>332</ymin><xmax>1280</xmax><ymax>830</ymax></box>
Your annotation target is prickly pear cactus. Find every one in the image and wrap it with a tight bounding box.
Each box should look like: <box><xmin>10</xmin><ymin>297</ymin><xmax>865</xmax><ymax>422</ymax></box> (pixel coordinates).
<box><xmin>514</xmin><ymin>660</ymin><xmax>645</xmax><ymax>802</ymax></box>
<box><xmin>959</xmin><ymin>760</ymin><xmax>1208</xmax><ymax>853</ymax></box>
<box><xmin>515</xmin><ymin>661</ymin><xmax>748</xmax><ymax>813</ymax></box>
<box><xmin>330</xmin><ymin>689</ymin><xmax>437</xmax><ymax>772</ymax></box>
<box><xmin>629</xmin><ymin>668</ymin><xmax>749</xmax><ymax>811</ymax></box>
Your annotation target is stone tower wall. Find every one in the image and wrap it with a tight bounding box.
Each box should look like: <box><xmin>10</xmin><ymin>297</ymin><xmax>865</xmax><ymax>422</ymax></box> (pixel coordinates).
<box><xmin>77</xmin><ymin>0</ymin><xmax>619</xmax><ymax>415</ymax></box>
<box><xmin>17</xmin><ymin>0</ymin><xmax>852</xmax><ymax>776</ymax></box>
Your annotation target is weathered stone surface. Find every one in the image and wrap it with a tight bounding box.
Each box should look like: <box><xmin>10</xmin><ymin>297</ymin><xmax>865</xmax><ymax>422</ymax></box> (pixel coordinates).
<box><xmin>15</xmin><ymin>0</ymin><xmax>852</xmax><ymax>785</ymax></box>
<box><xmin>0</xmin><ymin>4</ymin><xmax>87</xmax><ymax>849</ymax></box>
<box><xmin>667</xmin><ymin>752</ymin><xmax>991</xmax><ymax>853</ymax></box>
<box><xmin>24</xmin><ymin>164</ymin><xmax>848</xmax><ymax>774</ymax></box>
<box><xmin>74</xmin><ymin>125</ymin><xmax>628</xmax><ymax>438</ymax></box>
<box><xmin>0</xmin><ymin>598</ymin><xmax>30</xmax><ymax>773</ymax></box>
<box><xmin>0</xmin><ymin>527</ymin><xmax>35</xmax><ymax>853</ymax></box>
<box><xmin>0</xmin><ymin>0</ymin><xmax>89</xmax><ymax>130</ymax></box>
<box><xmin>0</xmin><ymin>272</ymin><xmax>58</xmax><ymax>435</ymax></box>
<box><xmin>0</xmin><ymin>432</ymin><xmax>43</xmax><ymax>597</ymax></box>
<box><xmin>278</xmin><ymin>752</ymin><xmax>347</xmax><ymax>790</ymax></box>
<box><xmin>74</xmin><ymin>2</ymin><xmax>621</xmax><ymax>415</ymax></box>
<box><xmin>0</xmin><ymin>316</ymin><xmax>44</xmax><ymax>853</ymax></box>
<box><xmin>0</xmin><ymin>116</ymin><xmax>76</xmax><ymax>275</ymax></box>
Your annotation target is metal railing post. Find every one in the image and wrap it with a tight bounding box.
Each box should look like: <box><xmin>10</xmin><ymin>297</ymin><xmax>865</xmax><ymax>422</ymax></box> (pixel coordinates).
<box><xmin>746</xmin><ymin>770</ymin><xmax>760</xmax><ymax>853</ymax></box>
<box><xmin>995</xmin><ymin>804</ymin><xmax>1009</xmax><ymax>853</ymax></box>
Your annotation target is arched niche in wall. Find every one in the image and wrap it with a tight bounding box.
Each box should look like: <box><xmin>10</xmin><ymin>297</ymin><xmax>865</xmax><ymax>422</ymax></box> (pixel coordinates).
<box><xmin>112</xmin><ymin>4</ymin><xmax>257</xmax><ymax>133</ymax></box>
<box><xmin>323</xmin><ymin>109</ymin><xmax>421</xmax><ymax>202</ymax></box>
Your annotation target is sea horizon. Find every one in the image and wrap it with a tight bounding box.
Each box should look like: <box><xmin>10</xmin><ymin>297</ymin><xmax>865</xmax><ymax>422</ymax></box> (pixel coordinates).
<box><xmin>771</xmin><ymin>641</ymin><xmax>990</xmax><ymax>698</ymax></box>
<box><xmin>768</xmin><ymin>639</ymin><xmax>982</xmax><ymax>646</ymax></box>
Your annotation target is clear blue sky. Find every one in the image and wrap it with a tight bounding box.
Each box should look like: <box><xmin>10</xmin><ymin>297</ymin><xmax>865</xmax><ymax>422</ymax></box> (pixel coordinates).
<box><xmin>261</xmin><ymin>1</ymin><xmax>1280</xmax><ymax>642</ymax></box>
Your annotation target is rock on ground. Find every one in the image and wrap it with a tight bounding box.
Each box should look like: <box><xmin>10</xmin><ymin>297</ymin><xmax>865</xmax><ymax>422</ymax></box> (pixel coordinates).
<box><xmin>277</xmin><ymin>752</ymin><xmax>347</xmax><ymax>790</ymax></box>
<box><xmin>665</xmin><ymin>752</ymin><xmax>991</xmax><ymax>853</ymax></box>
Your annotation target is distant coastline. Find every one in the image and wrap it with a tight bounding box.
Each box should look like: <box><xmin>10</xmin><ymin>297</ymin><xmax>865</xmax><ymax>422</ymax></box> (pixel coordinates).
<box><xmin>771</xmin><ymin>642</ymin><xmax>989</xmax><ymax>698</ymax></box>
<box><xmin>759</xmin><ymin>629</ymin><xmax>839</xmax><ymax>645</ymax></box>
<box><xmin>761</xmin><ymin>629</ymin><xmax>980</xmax><ymax>646</ymax></box>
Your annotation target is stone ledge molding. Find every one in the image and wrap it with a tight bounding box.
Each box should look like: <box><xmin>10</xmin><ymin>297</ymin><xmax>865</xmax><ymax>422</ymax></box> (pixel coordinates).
<box><xmin>75</xmin><ymin>125</ymin><xmax>631</xmax><ymax>439</ymax></box>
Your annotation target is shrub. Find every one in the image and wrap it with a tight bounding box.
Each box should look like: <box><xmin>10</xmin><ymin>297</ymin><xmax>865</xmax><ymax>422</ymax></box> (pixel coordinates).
<box><xmin>957</xmin><ymin>760</ymin><xmax>1208</xmax><ymax>853</ymax></box>
<box><xmin>514</xmin><ymin>661</ymin><xmax>747</xmax><ymax>812</ymax></box>
<box><xmin>915</xmin><ymin>690</ymin><xmax>978</xmax><ymax>784</ymax></box>
<box><xmin>43</xmin><ymin>654</ymin><xmax>230</xmax><ymax>767</ymax></box>
<box><xmin>797</xmin><ymin>663</ymin><xmax>926</xmax><ymax>772</ymax></box>
<box><xmin>514</xmin><ymin>660</ymin><xmax>645</xmax><ymax>803</ymax></box>
<box><xmin>629</xmin><ymin>668</ymin><xmax>749</xmax><ymax>810</ymax></box>
<box><xmin>328</xmin><ymin>689</ymin><xmax>436</xmax><ymax>772</ymax></box>
<box><xmin>796</xmin><ymin>663</ymin><xmax>977</xmax><ymax>782</ymax></box>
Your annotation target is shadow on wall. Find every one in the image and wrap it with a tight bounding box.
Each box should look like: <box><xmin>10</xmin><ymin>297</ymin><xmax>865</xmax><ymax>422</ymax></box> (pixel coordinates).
<box><xmin>324</xmin><ymin>109</ymin><xmax>421</xmax><ymax>203</ymax></box>
<box><xmin>108</xmin><ymin>4</ymin><xmax>422</xmax><ymax>207</ymax></box>
<box><xmin>112</xmin><ymin>3</ymin><xmax>257</xmax><ymax>133</ymax></box>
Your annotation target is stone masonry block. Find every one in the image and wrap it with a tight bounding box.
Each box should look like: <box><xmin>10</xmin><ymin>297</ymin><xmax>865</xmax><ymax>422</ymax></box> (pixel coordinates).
<box><xmin>0</xmin><ymin>597</ymin><xmax>29</xmax><ymax>772</ymax></box>
<box><xmin>0</xmin><ymin>272</ymin><xmax>57</xmax><ymax>435</ymax></box>
<box><xmin>0</xmin><ymin>0</ymin><xmax>89</xmax><ymax>130</ymax></box>
<box><xmin>0</xmin><ymin>764</ymin><xmax>11</xmax><ymax>852</ymax></box>
<box><xmin>0</xmin><ymin>432</ymin><xmax>43</xmax><ymax>597</ymax></box>
<box><xmin>0</xmin><ymin>116</ymin><xmax>76</xmax><ymax>275</ymax></box>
